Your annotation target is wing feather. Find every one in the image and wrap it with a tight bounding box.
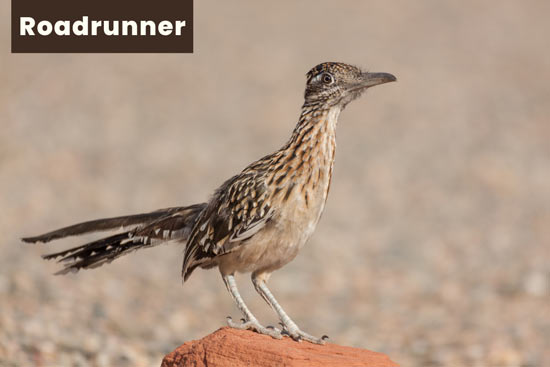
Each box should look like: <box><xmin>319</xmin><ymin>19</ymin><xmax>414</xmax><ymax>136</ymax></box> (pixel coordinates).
<box><xmin>182</xmin><ymin>172</ymin><xmax>274</xmax><ymax>279</ymax></box>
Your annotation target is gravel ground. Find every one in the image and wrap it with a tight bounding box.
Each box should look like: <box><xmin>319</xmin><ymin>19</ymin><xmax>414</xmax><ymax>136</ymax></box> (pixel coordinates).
<box><xmin>2</xmin><ymin>1</ymin><xmax>549</xmax><ymax>366</ymax></box>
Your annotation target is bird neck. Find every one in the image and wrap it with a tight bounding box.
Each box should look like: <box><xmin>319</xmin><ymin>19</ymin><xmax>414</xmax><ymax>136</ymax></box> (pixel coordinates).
<box><xmin>264</xmin><ymin>103</ymin><xmax>341</xmax><ymax>207</ymax></box>
<box><xmin>285</xmin><ymin>104</ymin><xmax>341</xmax><ymax>158</ymax></box>
<box><xmin>261</xmin><ymin>104</ymin><xmax>341</xmax><ymax>204</ymax></box>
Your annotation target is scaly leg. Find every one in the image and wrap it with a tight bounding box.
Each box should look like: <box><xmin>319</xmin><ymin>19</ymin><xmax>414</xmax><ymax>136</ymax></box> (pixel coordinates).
<box><xmin>252</xmin><ymin>272</ymin><xmax>328</xmax><ymax>344</ymax></box>
<box><xmin>222</xmin><ymin>274</ymin><xmax>282</xmax><ymax>339</ymax></box>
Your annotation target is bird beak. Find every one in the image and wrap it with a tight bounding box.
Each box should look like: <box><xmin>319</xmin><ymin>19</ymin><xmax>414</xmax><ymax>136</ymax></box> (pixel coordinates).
<box><xmin>360</xmin><ymin>72</ymin><xmax>397</xmax><ymax>88</ymax></box>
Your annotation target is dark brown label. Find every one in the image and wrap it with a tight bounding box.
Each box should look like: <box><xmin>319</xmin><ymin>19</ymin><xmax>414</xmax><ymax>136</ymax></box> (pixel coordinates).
<box><xmin>12</xmin><ymin>0</ymin><xmax>193</xmax><ymax>53</ymax></box>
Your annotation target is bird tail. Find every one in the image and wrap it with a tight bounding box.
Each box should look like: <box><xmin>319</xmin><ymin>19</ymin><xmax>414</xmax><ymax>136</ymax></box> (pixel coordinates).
<box><xmin>22</xmin><ymin>203</ymin><xmax>207</xmax><ymax>274</ymax></box>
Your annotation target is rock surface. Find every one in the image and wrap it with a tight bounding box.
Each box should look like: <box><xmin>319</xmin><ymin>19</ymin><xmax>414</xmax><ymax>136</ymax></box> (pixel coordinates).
<box><xmin>161</xmin><ymin>327</ymin><xmax>398</xmax><ymax>367</ymax></box>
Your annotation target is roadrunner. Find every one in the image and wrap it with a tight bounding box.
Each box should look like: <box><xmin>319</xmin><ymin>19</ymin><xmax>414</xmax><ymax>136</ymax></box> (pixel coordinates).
<box><xmin>23</xmin><ymin>62</ymin><xmax>396</xmax><ymax>344</ymax></box>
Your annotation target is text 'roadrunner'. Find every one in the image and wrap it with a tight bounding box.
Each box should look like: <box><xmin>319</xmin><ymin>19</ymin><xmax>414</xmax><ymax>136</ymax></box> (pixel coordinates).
<box><xmin>23</xmin><ymin>62</ymin><xmax>396</xmax><ymax>344</ymax></box>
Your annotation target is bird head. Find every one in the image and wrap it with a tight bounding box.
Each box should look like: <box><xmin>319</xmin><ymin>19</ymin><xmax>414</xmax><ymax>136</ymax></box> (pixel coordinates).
<box><xmin>304</xmin><ymin>62</ymin><xmax>396</xmax><ymax>109</ymax></box>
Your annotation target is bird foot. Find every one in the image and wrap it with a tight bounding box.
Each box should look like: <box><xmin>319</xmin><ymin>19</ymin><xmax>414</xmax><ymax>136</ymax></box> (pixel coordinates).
<box><xmin>281</xmin><ymin>323</ymin><xmax>328</xmax><ymax>344</ymax></box>
<box><xmin>226</xmin><ymin>316</ymin><xmax>282</xmax><ymax>339</ymax></box>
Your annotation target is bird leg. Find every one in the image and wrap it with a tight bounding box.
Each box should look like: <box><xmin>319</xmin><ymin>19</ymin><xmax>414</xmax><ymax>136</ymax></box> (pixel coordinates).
<box><xmin>252</xmin><ymin>273</ymin><xmax>328</xmax><ymax>344</ymax></box>
<box><xmin>222</xmin><ymin>274</ymin><xmax>282</xmax><ymax>339</ymax></box>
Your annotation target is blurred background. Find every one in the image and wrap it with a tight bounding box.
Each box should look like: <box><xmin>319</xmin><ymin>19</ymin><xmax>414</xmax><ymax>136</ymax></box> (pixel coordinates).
<box><xmin>2</xmin><ymin>1</ymin><xmax>549</xmax><ymax>366</ymax></box>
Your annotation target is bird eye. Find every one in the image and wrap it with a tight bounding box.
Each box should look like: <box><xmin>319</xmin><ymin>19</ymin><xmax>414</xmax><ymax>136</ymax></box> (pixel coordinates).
<box><xmin>321</xmin><ymin>73</ymin><xmax>334</xmax><ymax>84</ymax></box>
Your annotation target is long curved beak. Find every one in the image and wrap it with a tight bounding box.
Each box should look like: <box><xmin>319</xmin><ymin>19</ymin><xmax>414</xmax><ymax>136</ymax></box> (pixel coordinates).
<box><xmin>360</xmin><ymin>72</ymin><xmax>397</xmax><ymax>88</ymax></box>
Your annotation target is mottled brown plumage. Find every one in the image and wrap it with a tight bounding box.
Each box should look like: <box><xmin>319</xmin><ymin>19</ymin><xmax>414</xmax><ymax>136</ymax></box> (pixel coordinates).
<box><xmin>22</xmin><ymin>62</ymin><xmax>396</xmax><ymax>343</ymax></box>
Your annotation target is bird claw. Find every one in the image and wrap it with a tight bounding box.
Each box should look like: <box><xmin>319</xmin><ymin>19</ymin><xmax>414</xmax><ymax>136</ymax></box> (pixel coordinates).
<box><xmin>226</xmin><ymin>316</ymin><xmax>282</xmax><ymax>339</ymax></box>
<box><xmin>281</xmin><ymin>325</ymin><xmax>328</xmax><ymax>344</ymax></box>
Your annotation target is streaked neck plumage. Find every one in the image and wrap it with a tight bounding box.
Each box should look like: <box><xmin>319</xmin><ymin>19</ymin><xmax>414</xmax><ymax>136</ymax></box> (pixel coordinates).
<box><xmin>263</xmin><ymin>102</ymin><xmax>341</xmax><ymax>208</ymax></box>
<box><xmin>285</xmin><ymin>102</ymin><xmax>341</xmax><ymax>164</ymax></box>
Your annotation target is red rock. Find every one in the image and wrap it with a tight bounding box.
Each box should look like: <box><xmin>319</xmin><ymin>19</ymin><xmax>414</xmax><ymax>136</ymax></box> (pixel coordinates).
<box><xmin>161</xmin><ymin>327</ymin><xmax>398</xmax><ymax>367</ymax></box>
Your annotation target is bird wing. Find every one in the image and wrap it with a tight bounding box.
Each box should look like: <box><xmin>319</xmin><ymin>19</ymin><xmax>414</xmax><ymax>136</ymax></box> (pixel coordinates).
<box><xmin>182</xmin><ymin>172</ymin><xmax>274</xmax><ymax>279</ymax></box>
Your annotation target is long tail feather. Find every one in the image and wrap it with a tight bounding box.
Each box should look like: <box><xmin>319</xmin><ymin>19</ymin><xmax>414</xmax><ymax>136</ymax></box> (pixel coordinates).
<box><xmin>21</xmin><ymin>206</ymin><xmax>191</xmax><ymax>244</ymax></box>
<box><xmin>23</xmin><ymin>203</ymin><xmax>207</xmax><ymax>274</ymax></box>
<box><xmin>44</xmin><ymin>233</ymin><xmax>133</xmax><ymax>274</ymax></box>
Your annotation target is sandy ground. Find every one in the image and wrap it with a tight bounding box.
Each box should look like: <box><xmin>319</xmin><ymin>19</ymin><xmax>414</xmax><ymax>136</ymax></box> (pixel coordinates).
<box><xmin>2</xmin><ymin>1</ymin><xmax>549</xmax><ymax>366</ymax></box>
